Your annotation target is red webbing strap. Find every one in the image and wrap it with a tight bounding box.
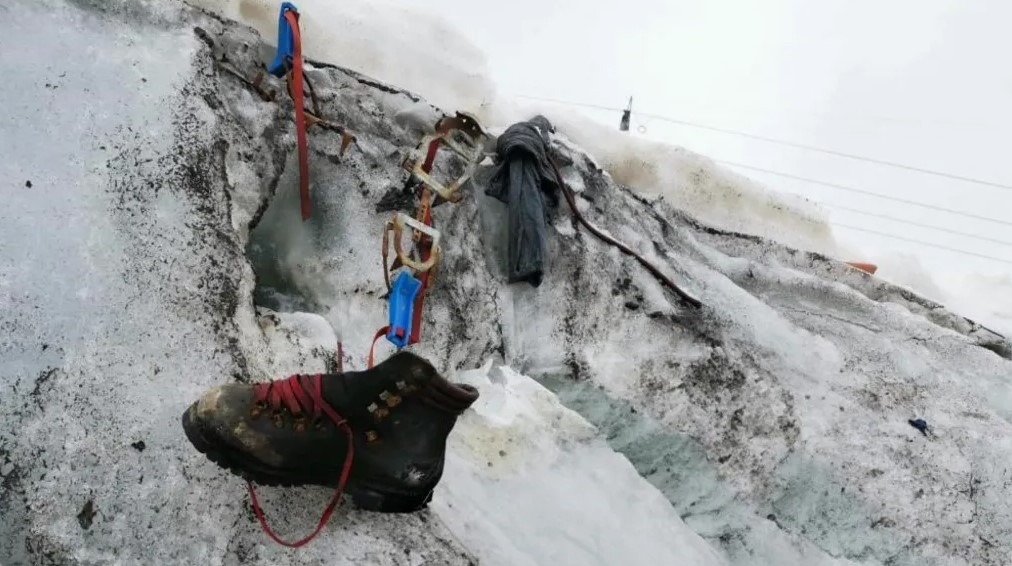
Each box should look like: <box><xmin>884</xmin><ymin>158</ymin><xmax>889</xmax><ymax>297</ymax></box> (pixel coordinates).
<box><xmin>408</xmin><ymin>138</ymin><xmax>443</xmax><ymax>345</ymax></box>
<box><xmin>247</xmin><ymin>374</ymin><xmax>355</xmax><ymax>548</ymax></box>
<box><xmin>422</xmin><ymin>137</ymin><xmax>441</xmax><ymax>170</ymax></box>
<box><xmin>247</xmin><ymin>470</ymin><xmax>344</xmax><ymax>548</ymax></box>
<box><xmin>283</xmin><ymin>10</ymin><xmax>311</xmax><ymax>221</ymax></box>
<box><xmin>368</xmin><ymin>326</ymin><xmax>390</xmax><ymax>369</ymax></box>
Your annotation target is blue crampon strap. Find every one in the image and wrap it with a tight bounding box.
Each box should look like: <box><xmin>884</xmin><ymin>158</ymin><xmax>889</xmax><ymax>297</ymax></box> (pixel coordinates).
<box><xmin>268</xmin><ymin>2</ymin><xmax>300</xmax><ymax>77</ymax></box>
<box><xmin>386</xmin><ymin>271</ymin><xmax>423</xmax><ymax>349</ymax></box>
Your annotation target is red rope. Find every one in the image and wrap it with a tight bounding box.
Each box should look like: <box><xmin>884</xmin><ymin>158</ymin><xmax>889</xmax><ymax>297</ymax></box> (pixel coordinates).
<box><xmin>246</xmin><ymin>374</ymin><xmax>355</xmax><ymax>547</ymax></box>
<box><xmin>368</xmin><ymin>326</ymin><xmax>390</xmax><ymax>369</ymax></box>
<box><xmin>422</xmin><ymin>137</ymin><xmax>441</xmax><ymax>170</ymax></box>
<box><xmin>546</xmin><ymin>156</ymin><xmax>702</xmax><ymax>308</ymax></box>
<box><xmin>283</xmin><ymin>10</ymin><xmax>311</xmax><ymax>221</ymax></box>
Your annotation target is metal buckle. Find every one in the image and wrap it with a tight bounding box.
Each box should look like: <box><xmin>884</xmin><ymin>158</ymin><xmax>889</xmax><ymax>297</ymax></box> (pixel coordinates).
<box><xmin>401</xmin><ymin>111</ymin><xmax>488</xmax><ymax>203</ymax></box>
<box><xmin>383</xmin><ymin>212</ymin><xmax>442</xmax><ymax>274</ymax></box>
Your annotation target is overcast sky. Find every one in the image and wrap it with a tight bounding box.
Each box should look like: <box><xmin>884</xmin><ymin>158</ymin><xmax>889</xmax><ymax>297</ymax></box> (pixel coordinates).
<box><xmin>425</xmin><ymin>0</ymin><xmax>1012</xmax><ymax>280</ymax></box>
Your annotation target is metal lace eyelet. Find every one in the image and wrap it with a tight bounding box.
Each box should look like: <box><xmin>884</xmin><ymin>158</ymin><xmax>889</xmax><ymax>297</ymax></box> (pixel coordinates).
<box><xmin>249</xmin><ymin>401</ymin><xmax>267</xmax><ymax>419</ymax></box>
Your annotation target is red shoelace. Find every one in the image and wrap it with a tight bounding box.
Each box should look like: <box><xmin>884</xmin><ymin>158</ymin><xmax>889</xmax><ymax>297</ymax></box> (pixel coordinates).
<box><xmin>247</xmin><ymin>374</ymin><xmax>354</xmax><ymax>548</ymax></box>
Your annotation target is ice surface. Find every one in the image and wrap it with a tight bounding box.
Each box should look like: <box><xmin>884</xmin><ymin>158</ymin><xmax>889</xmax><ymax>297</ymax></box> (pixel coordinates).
<box><xmin>4</xmin><ymin>1</ymin><xmax>1012</xmax><ymax>565</ymax></box>
<box><xmin>935</xmin><ymin>272</ymin><xmax>1012</xmax><ymax>337</ymax></box>
<box><xmin>434</xmin><ymin>362</ymin><xmax>729</xmax><ymax>566</ymax></box>
<box><xmin>242</xmin><ymin>44</ymin><xmax>1012</xmax><ymax>561</ymax></box>
<box><xmin>546</xmin><ymin>376</ymin><xmax>866</xmax><ymax>566</ymax></box>
<box><xmin>0</xmin><ymin>3</ymin><xmax>472</xmax><ymax>564</ymax></box>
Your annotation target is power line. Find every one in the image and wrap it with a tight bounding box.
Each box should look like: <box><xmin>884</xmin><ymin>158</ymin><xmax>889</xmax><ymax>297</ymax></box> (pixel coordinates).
<box><xmin>720</xmin><ymin>160</ymin><xmax>1012</xmax><ymax>229</ymax></box>
<box><xmin>514</xmin><ymin>94</ymin><xmax>1011</xmax><ymax>135</ymax></box>
<box><xmin>514</xmin><ymin>94</ymin><xmax>621</xmax><ymax>114</ymax></box>
<box><xmin>636</xmin><ymin>112</ymin><xmax>1012</xmax><ymax>191</ymax></box>
<box><xmin>714</xmin><ymin>159</ymin><xmax>1012</xmax><ymax>246</ymax></box>
<box><xmin>825</xmin><ymin>203</ymin><xmax>1011</xmax><ymax>248</ymax></box>
<box><xmin>514</xmin><ymin>94</ymin><xmax>1012</xmax><ymax>191</ymax></box>
<box><xmin>833</xmin><ymin>223</ymin><xmax>1012</xmax><ymax>266</ymax></box>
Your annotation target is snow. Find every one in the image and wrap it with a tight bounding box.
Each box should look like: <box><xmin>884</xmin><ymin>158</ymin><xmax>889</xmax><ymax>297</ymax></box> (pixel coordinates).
<box><xmin>4</xmin><ymin>1</ymin><xmax>1012</xmax><ymax>565</ymax></box>
<box><xmin>935</xmin><ymin>273</ymin><xmax>1012</xmax><ymax>337</ymax></box>
<box><xmin>434</xmin><ymin>362</ymin><xmax>728</xmax><ymax>566</ymax></box>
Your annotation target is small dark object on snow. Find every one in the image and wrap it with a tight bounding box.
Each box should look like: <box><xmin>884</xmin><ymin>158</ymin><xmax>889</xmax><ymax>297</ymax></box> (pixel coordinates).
<box><xmin>485</xmin><ymin>115</ymin><xmax>561</xmax><ymax>287</ymax></box>
<box><xmin>77</xmin><ymin>499</ymin><xmax>96</xmax><ymax>530</ymax></box>
<box><xmin>131</xmin><ymin>440</ymin><xmax>146</xmax><ymax>452</ymax></box>
<box><xmin>25</xmin><ymin>180</ymin><xmax>32</xmax><ymax>188</ymax></box>
<box><xmin>909</xmin><ymin>418</ymin><xmax>929</xmax><ymax>436</ymax></box>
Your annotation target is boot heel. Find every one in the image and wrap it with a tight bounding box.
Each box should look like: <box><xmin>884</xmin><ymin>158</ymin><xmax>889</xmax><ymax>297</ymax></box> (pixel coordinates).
<box><xmin>346</xmin><ymin>483</ymin><xmax>434</xmax><ymax>513</ymax></box>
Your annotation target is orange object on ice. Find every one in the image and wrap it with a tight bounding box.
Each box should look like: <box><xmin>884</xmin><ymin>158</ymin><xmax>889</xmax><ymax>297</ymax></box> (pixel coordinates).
<box><xmin>846</xmin><ymin>262</ymin><xmax>878</xmax><ymax>275</ymax></box>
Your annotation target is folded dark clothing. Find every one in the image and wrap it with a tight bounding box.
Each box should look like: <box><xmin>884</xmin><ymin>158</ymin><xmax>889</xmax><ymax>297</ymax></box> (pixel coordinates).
<box><xmin>485</xmin><ymin>117</ymin><xmax>560</xmax><ymax>287</ymax></box>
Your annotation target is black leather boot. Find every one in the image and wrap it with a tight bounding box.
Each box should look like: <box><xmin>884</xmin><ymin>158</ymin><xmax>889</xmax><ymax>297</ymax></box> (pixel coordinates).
<box><xmin>181</xmin><ymin>351</ymin><xmax>478</xmax><ymax>513</ymax></box>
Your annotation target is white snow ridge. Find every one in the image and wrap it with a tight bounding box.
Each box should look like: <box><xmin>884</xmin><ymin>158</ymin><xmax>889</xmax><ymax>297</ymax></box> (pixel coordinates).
<box><xmin>2</xmin><ymin>1</ymin><xmax>1012</xmax><ymax>565</ymax></box>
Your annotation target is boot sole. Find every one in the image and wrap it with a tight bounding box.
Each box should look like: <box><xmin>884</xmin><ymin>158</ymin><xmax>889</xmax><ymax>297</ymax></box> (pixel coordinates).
<box><xmin>181</xmin><ymin>405</ymin><xmax>433</xmax><ymax>513</ymax></box>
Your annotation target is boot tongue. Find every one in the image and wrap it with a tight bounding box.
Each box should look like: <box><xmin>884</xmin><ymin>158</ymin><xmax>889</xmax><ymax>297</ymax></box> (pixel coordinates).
<box><xmin>319</xmin><ymin>371</ymin><xmax>372</xmax><ymax>418</ymax></box>
<box><xmin>418</xmin><ymin>377</ymin><xmax>479</xmax><ymax>414</ymax></box>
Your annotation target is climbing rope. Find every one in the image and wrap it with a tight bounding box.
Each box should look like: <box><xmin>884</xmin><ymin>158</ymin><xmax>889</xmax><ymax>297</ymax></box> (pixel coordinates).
<box><xmin>546</xmin><ymin>156</ymin><xmax>703</xmax><ymax>308</ymax></box>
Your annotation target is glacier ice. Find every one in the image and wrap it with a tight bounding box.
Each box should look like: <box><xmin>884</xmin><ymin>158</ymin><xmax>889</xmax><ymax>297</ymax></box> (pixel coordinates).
<box><xmin>2</xmin><ymin>1</ymin><xmax>1012</xmax><ymax>565</ymax></box>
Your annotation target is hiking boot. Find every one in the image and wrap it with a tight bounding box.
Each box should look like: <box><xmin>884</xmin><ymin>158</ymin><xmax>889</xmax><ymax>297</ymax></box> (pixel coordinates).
<box><xmin>181</xmin><ymin>351</ymin><xmax>479</xmax><ymax>513</ymax></box>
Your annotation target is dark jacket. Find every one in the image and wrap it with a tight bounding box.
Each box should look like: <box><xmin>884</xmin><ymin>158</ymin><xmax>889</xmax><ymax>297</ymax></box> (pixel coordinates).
<box><xmin>485</xmin><ymin>116</ymin><xmax>560</xmax><ymax>287</ymax></box>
